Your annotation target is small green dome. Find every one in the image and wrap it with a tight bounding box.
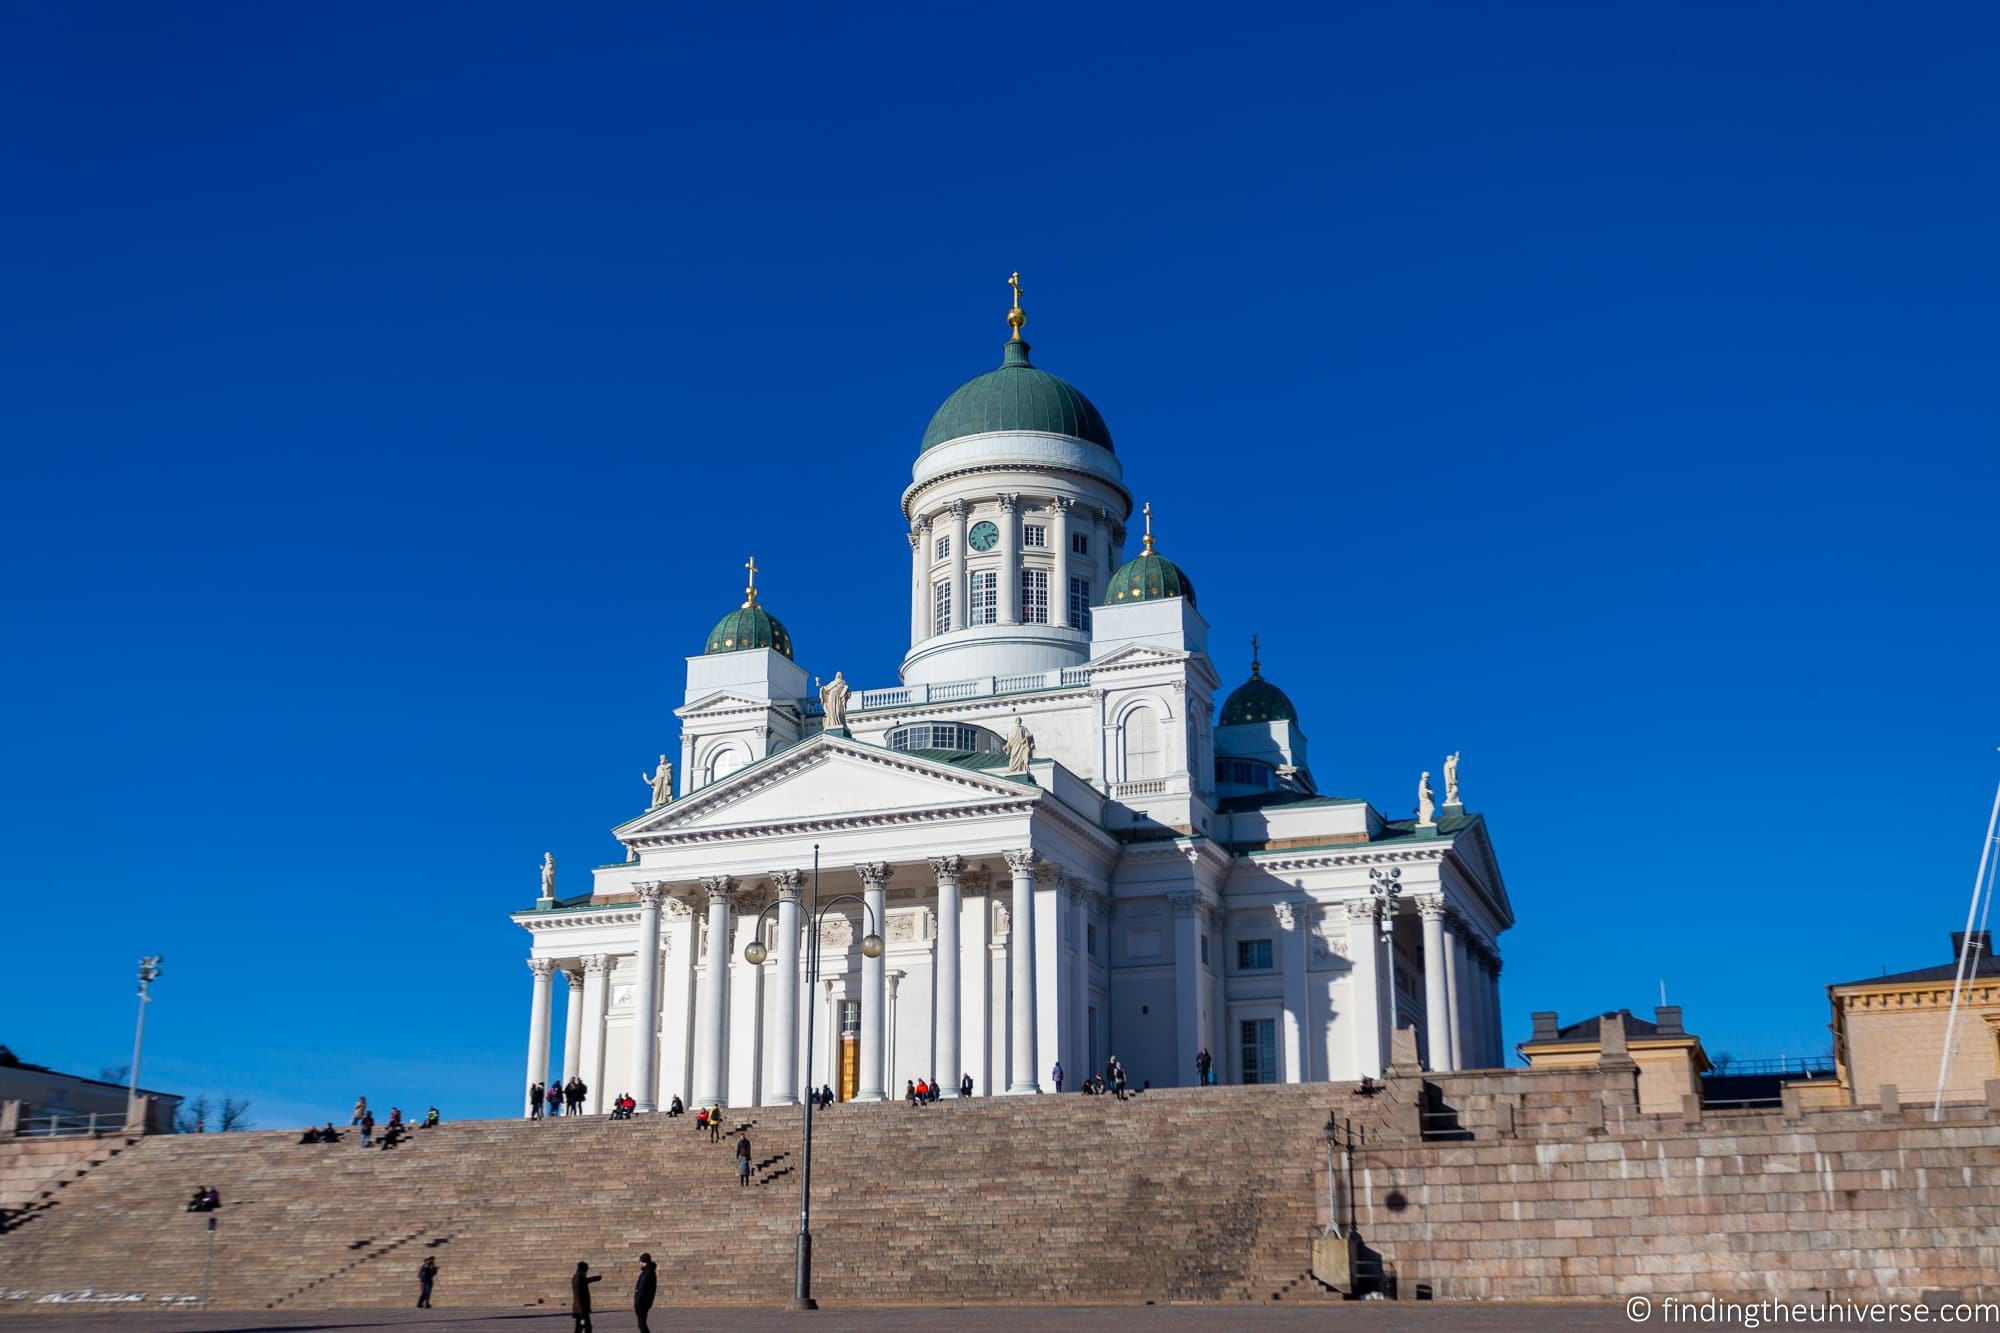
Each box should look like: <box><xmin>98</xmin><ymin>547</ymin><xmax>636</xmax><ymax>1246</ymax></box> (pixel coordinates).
<box><xmin>1106</xmin><ymin>550</ymin><xmax>1196</xmax><ymax>608</ymax></box>
<box><xmin>921</xmin><ymin>339</ymin><xmax>1114</xmax><ymax>454</ymax></box>
<box><xmin>705</xmin><ymin>603</ymin><xmax>793</xmax><ymax>658</ymax></box>
<box><xmin>1220</xmin><ymin>641</ymin><xmax>1296</xmax><ymax>725</ymax></box>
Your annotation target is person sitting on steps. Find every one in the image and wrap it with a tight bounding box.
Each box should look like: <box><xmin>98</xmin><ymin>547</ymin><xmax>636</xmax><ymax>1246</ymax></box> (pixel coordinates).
<box><xmin>666</xmin><ymin>1095</ymin><xmax>684</xmax><ymax>1117</ymax></box>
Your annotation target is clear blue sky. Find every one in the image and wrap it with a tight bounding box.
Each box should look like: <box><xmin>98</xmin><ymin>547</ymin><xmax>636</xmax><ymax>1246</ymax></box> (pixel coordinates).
<box><xmin>4</xmin><ymin>3</ymin><xmax>1995</xmax><ymax>1127</ymax></box>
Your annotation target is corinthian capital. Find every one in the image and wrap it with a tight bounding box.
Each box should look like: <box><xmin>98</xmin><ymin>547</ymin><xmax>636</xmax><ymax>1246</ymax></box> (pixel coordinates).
<box><xmin>1168</xmin><ymin>891</ymin><xmax>1201</xmax><ymax>918</ymax></box>
<box><xmin>1343</xmin><ymin>897</ymin><xmax>1379</xmax><ymax>924</ymax></box>
<box><xmin>770</xmin><ymin>868</ymin><xmax>806</xmax><ymax>901</ymax></box>
<box><xmin>996</xmin><ymin>492</ymin><xmax>1019</xmax><ymax>513</ymax></box>
<box><xmin>1414</xmin><ymin>895</ymin><xmax>1447</xmax><ymax>922</ymax></box>
<box><xmin>634</xmin><ymin>880</ymin><xmax>667</xmax><ymax>907</ymax></box>
<box><xmin>856</xmin><ymin>861</ymin><xmax>893</xmax><ymax>890</ymax></box>
<box><xmin>1049</xmin><ymin>496</ymin><xmax>1073</xmax><ymax>514</ymax></box>
<box><xmin>582</xmin><ymin>953</ymin><xmax>610</xmax><ymax>976</ymax></box>
<box><xmin>527</xmin><ymin>957</ymin><xmax>556</xmax><ymax>979</ymax></box>
<box><xmin>698</xmin><ymin>875</ymin><xmax>737</xmax><ymax>906</ymax></box>
<box><xmin>1002</xmin><ymin>848</ymin><xmax>1039</xmax><ymax>874</ymax></box>
<box><xmin>929</xmin><ymin>854</ymin><xmax>966</xmax><ymax>885</ymax></box>
<box><xmin>1273</xmin><ymin>901</ymin><xmax>1297</xmax><ymax>931</ymax></box>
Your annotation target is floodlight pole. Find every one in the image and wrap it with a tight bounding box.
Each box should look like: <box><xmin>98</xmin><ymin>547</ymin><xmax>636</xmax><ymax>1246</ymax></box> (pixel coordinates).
<box><xmin>128</xmin><ymin>956</ymin><xmax>162</xmax><ymax>1121</ymax></box>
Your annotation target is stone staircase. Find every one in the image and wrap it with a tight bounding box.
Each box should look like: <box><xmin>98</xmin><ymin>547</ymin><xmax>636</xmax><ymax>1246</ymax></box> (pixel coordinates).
<box><xmin>0</xmin><ymin>1085</ymin><xmax>1342</xmax><ymax>1310</ymax></box>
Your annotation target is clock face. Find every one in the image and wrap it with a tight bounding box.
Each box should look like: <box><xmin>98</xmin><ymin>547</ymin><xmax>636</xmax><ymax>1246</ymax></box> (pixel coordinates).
<box><xmin>967</xmin><ymin>520</ymin><xmax>1000</xmax><ymax>552</ymax></box>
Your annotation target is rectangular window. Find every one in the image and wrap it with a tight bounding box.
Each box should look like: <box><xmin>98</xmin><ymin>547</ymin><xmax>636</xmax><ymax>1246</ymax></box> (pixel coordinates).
<box><xmin>1240</xmin><ymin>1018</ymin><xmax>1278</xmax><ymax>1085</ymax></box>
<box><xmin>969</xmin><ymin>569</ymin><xmax>997</xmax><ymax>626</ymax></box>
<box><xmin>1200</xmin><ymin>933</ymin><xmax>1210</xmax><ymax>966</ymax></box>
<box><xmin>1087</xmin><ymin>922</ymin><xmax>1098</xmax><ymax>957</ymax></box>
<box><xmin>1021</xmin><ymin>568</ymin><xmax>1049</xmax><ymax>624</ymax></box>
<box><xmin>841</xmin><ymin>1000</ymin><xmax>861</xmax><ymax>1035</ymax></box>
<box><xmin>1236</xmin><ymin>938</ymin><xmax>1274</xmax><ymax>970</ymax></box>
<box><xmin>1071</xmin><ymin>531</ymin><xmax>1089</xmax><ymax>556</ymax></box>
<box><xmin>1022</xmin><ymin>524</ymin><xmax>1047</xmax><ymax>548</ymax></box>
<box><xmin>1068</xmin><ymin>576</ymin><xmax>1092</xmax><ymax>632</ymax></box>
<box><xmin>932</xmin><ymin>580</ymin><xmax>952</xmax><ymax>636</ymax></box>
<box><xmin>935</xmin><ymin>534</ymin><xmax>950</xmax><ymax>561</ymax></box>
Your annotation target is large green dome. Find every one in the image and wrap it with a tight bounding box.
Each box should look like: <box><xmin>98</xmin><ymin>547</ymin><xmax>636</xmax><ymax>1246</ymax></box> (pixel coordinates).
<box><xmin>1220</xmin><ymin>643</ymin><xmax>1297</xmax><ymax>725</ymax></box>
<box><xmin>1106</xmin><ymin>550</ymin><xmax>1196</xmax><ymax>608</ymax></box>
<box><xmin>921</xmin><ymin>339</ymin><xmax>1114</xmax><ymax>454</ymax></box>
<box><xmin>705</xmin><ymin>603</ymin><xmax>793</xmax><ymax>658</ymax></box>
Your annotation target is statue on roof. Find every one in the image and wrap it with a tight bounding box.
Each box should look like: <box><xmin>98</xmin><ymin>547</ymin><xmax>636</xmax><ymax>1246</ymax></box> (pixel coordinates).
<box><xmin>1443</xmin><ymin>751</ymin><xmax>1460</xmax><ymax>807</ymax></box>
<box><xmin>820</xmin><ymin>671</ymin><xmax>851</xmax><ymax>733</ymax></box>
<box><xmin>1005</xmin><ymin>717</ymin><xmax>1036</xmax><ymax>775</ymax></box>
<box><xmin>1416</xmin><ymin>772</ymin><xmax>1436</xmax><ymax>827</ymax></box>
<box><xmin>539</xmin><ymin>852</ymin><xmax>557</xmax><ymax>899</ymax></box>
<box><xmin>643</xmin><ymin>755</ymin><xmax>674</xmax><ymax>809</ymax></box>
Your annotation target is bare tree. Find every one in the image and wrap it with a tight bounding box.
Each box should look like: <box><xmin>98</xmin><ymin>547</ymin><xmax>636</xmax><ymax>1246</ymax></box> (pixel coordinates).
<box><xmin>174</xmin><ymin>1094</ymin><xmax>212</xmax><ymax>1134</ymax></box>
<box><xmin>99</xmin><ymin>1065</ymin><xmax>130</xmax><ymax>1084</ymax></box>
<box><xmin>218</xmin><ymin>1097</ymin><xmax>254</xmax><ymax>1132</ymax></box>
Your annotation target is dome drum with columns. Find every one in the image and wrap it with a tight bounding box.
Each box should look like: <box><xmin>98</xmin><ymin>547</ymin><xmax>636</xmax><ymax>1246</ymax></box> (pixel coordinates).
<box><xmin>510</xmin><ymin>278</ymin><xmax>1515</xmax><ymax>1116</ymax></box>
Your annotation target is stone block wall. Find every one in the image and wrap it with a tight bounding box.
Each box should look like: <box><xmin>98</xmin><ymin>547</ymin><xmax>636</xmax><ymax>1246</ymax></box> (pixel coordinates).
<box><xmin>1336</xmin><ymin>1066</ymin><xmax>2000</xmax><ymax>1301</ymax></box>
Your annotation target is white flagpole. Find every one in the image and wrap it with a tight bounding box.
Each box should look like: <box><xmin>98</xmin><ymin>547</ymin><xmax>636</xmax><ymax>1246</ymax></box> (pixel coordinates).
<box><xmin>1931</xmin><ymin>761</ymin><xmax>2000</xmax><ymax>1119</ymax></box>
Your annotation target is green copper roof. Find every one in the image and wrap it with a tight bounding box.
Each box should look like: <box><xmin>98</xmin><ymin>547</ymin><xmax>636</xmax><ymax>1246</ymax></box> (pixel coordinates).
<box><xmin>1220</xmin><ymin>675</ymin><xmax>1296</xmax><ymax>725</ymax></box>
<box><xmin>1106</xmin><ymin>550</ymin><xmax>1196</xmax><ymax>608</ymax></box>
<box><xmin>920</xmin><ymin>339</ymin><xmax>1115</xmax><ymax>454</ymax></box>
<box><xmin>705</xmin><ymin>603</ymin><xmax>793</xmax><ymax>658</ymax></box>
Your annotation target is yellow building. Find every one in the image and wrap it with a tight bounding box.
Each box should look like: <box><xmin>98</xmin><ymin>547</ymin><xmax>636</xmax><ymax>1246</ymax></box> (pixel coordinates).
<box><xmin>1830</xmin><ymin>930</ymin><xmax>1999</xmax><ymax>1106</ymax></box>
<box><xmin>1517</xmin><ymin>1006</ymin><xmax>1710</xmax><ymax>1114</ymax></box>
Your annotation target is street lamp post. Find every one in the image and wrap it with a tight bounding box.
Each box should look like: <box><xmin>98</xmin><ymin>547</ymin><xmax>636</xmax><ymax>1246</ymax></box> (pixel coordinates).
<box><xmin>128</xmin><ymin>956</ymin><xmax>162</xmax><ymax>1126</ymax></box>
<box><xmin>742</xmin><ymin>845</ymin><xmax>883</xmax><ymax>1312</ymax></box>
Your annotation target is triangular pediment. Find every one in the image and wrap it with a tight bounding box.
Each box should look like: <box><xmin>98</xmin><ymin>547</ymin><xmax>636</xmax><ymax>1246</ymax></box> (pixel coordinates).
<box><xmin>674</xmin><ymin>690</ymin><xmax>795</xmax><ymax>719</ymax></box>
<box><xmin>619</xmin><ymin>735</ymin><xmax>1035</xmax><ymax>837</ymax></box>
<box><xmin>1088</xmin><ymin>643</ymin><xmax>1187</xmax><ymax>670</ymax></box>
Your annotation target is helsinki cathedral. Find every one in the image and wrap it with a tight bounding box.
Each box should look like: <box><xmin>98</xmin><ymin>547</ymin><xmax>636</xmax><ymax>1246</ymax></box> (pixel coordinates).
<box><xmin>514</xmin><ymin>279</ymin><xmax>1514</xmax><ymax>1113</ymax></box>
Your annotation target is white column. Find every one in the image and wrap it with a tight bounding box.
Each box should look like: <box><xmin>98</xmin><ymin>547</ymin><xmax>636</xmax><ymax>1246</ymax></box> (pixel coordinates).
<box><xmin>578</xmin><ymin>955</ymin><xmax>609</xmax><ymax>1112</ymax></box>
<box><xmin>1092</xmin><ymin>507</ymin><xmax>1111</xmax><ymax>601</ymax></box>
<box><xmin>1444</xmin><ymin>915</ymin><xmax>1467</xmax><ymax>1071</ymax></box>
<box><xmin>630</xmin><ymin>882</ymin><xmax>665</xmax><ymax>1110</ymax></box>
<box><xmin>765</xmin><ymin>870</ymin><xmax>803</xmax><ymax>1105</ymax></box>
<box><xmin>693</xmin><ymin>876</ymin><xmax>735</xmax><ymax>1106</ymax></box>
<box><xmin>1418</xmin><ymin>897</ymin><xmax>1453</xmax><ymax>1072</ymax></box>
<box><xmin>962</xmin><ymin>887</ymin><xmax>991</xmax><ymax>1096</ymax></box>
<box><xmin>886</xmin><ymin>970</ymin><xmax>904</xmax><ymax>1091</ymax></box>
<box><xmin>728</xmin><ymin>911</ymin><xmax>764</xmax><ymax>1106</ymax></box>
<box><xmin>1171</xmin><ymin>891</ymin><xmax>1202</xmax><ymax>1088</ymax></box>
<box><xmin>1034</xmin><ymin>863</ymin><xmax>1066</xmax><ymax>1090</ymax></box>
<box><xmin>1276</xmin><ymin>902</ymin><xmax>1309</xmax><ymax>1083</ymax></box>
<box><xmin>1050</xmin><ymin>497</ymin><xmax>1073</xmax><ymax>628</ymax></box>
<box><xmin>659</xmin><ymin>904</ymin><xmax>695</xmax><ymax>1109</ymax></box>
<box><xmin>946</xmin><ymin>501</ymin><xmax>968</xmax><ymax>631</ymax></box>
<box><xmin>1068</xmin><ymin>883</ymin><xmax>1090</xmax><ymax>1084</ymax></box>
<box><xmin>562</xmin><ymin>968</ymin><xmax>584</xmax><ymax>1083</ymax></box>
<box><xmin>1344</xmin><ymin>899</ymin><xmax>1384</xmax><ymax>1079</ymax></box>
<box><xmin>523</xmin><ymin>958</ymin><xmax>555</xmax><ymax>1117</ymax></box>
<box><xmin>1488</xmin><ymin>957</ymin><xmax>1505</xmax><ymax>1066</ymax></box>
<box><xmin>856</xmin><ymin>862</ymin><xmax>891</xmax><ymax>1100</ymax></box>
<box><xmin>1005</xmin><ymin>849</ymin><xmax>1040</xmax><ymax>1093</ymax></box>
<box><xmin>908</xmin><ymin>523</ymin><xmax>927</xmax><ymax>647</ymax></box>
<box><xmin>930</xmin><ymin>856</ymin><xmax>964</xmax><ymax>1094</ymax></box>
<box><xmin>997</xmin><ymin>494</ymin><xmax>1020</xmax><ymax>623</ymax></box>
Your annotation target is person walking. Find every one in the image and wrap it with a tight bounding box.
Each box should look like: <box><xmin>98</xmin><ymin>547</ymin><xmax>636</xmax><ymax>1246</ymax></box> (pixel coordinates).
<box><xmin>569</xmin><ymin>1260</ymin><xmax>601</xmax><ymax>1332</ymax></box>
<box><xmin>416</xmin><ymin>1256</ymin><xmax>437</xmax><ymax>1308</ymax></box>
<box><xmin>360</xmin><ymin>1109</ymin><xmax>376</xmax><ymax>1147</ymax></box>
<box><xmin>633</xmin><ymin>1252</ymin><xmax>657</xmax><ymax>1333</ymax></box>
<box><xmin>529</xmin><ymin>1081</ymin><xmax>544</xmax><ymax>1119</ymax></box>
<box><xmin>735</xmin><ymin>1133</ymin><xmax>752</xmax><ymax>1187</ymax></box>
<box><xmin>546</xmin><ymin>1083</ymin><xmax>562</xmax><ymax>1119</ymax></box>
<box><xmin>1052</xmin><ymin>1060</ymin><xmax>1064</xmax><ymax>1093</ymax></box>
<box><xmin>1196</xmin><ymin>1047</ymin><xmax>1213</xmax><ymax>1086</ymax></box>
<box><xmin>350</xmin><ymin>1096</ymin><xmax>367</xmax><ymax>1126</ymax></box>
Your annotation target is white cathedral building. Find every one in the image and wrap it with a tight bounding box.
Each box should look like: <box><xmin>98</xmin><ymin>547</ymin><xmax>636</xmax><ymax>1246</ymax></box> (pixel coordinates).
<box><xmin>514</xmin><ymin>284</ymin><xmax>1514</xmax><ymax>1114</ymax></box>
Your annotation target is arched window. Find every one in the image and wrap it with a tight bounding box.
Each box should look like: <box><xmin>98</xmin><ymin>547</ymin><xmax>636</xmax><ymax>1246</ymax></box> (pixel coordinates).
<box><xmin>1122</xmin><ymin>707</ymin><xmax>1164</xmax><ymax>782</ymax></box>
<box><xmin>705</xmin><ymin>745</ymin><xmax>747</xmax><ymax>785</ymax></box>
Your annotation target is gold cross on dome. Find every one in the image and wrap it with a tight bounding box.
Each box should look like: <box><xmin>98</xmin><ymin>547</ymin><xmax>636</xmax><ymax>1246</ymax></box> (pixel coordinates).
<box><xmin>1251</xmin><ymin>634</ymin><xmax>1261</xmax><ymax>677</ymax></box>
<box><xmin>1142</xmin><ymin>500</ymin><xmax>1155</xmax><ymax>554</ymax></box>
<box><xmin>1007</xmin><ymin>272</ymin><xmax>1026</xmax><ymax>340</ymax></box>
<box><xmin>744</xmin><ymin>555</ymin><xmax>760</xmax><ymax>606</ymax></box>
